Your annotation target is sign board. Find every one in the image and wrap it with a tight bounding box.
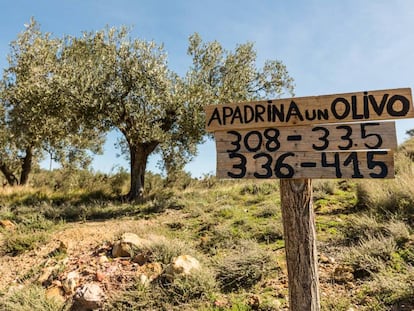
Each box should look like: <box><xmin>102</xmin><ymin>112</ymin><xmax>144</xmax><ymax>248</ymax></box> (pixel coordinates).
<box><xmin>205</xmin><ymin>88</ymin><xmax>413</xmax><ymax>179</ymax></box>
<box><xmin>205</xmin><ymin>87</ymin><xmax>414</xmax><ymax>310</ymax></box>
<box><xmin>216</xmin><ymin>150</ymin><xmax>394</xmax><ymax>179</ymax></box>
<box><xmin>215</xmin><ymin>122</ymin><xmax>397</xmax><ymax>153</ymax></box>
<box><xmin>206</xmin><ymin>88</ymin><xmax>414</xmax><ymax>131</ymax></box>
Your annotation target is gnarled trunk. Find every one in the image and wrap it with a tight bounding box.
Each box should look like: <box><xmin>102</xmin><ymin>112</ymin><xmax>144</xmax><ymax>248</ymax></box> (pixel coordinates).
<box><xmin>0</xmin><ymin>161</ymin><xmax>18</xmax><ymax>186</ymax></box>
<box><xmin>20</xmin><ymin>146</ymin><xmax>33</xmax><ymax>185</ymax></box>
<box><xmin>127</xmin><ymin>142</ymin><xmax>158</xmax><ymax>201</ymax></box>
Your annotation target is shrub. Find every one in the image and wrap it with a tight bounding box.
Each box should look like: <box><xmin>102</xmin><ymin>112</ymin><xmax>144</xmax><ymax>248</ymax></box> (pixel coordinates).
<box><xmin>215</xmin><ymin>240</ymin><xmax>274</xmax><ymax>292</ymax></box>
<box><xmin>147</xmin><ymin>236</ymin><xmax>191</xmax><ymax>265</ymax></box>
<box><xmin>239</xmin><ymin>182</ymin><xmax>278</xmax><ymax>196</ymax></box>
<box><xmin>255</xmin><ymin>205</ymin><xmax>279</xmax><ymax>218</ymax></box>
<box><xmin>340</xmin><ymin>215</ymin><xmax>386</xmax><ymax>245</ymax></box>
<box><xmin>355</xmin><ymin>153</ymin><xmax>414</xmax><ymax>221</ymax></box>
<box><xmin>361</xmin><ymin>269</ymin><xmax>414</xmax><ymax>308</ymax></box>
<box><xmin>107</xmin><ymin>268</ymin><xmax>217</xmax><ymax>310</ymax></box>
<box><xmin>158</xmin><ymin>269</ymin><xmax>217</xmax><ymax>305</ymax></box>
<box><xmin>1</xmin><ymin>213</ymin><xmax>56</xmax><ymax>255</ymax></box>
<box><xmin>313</xmin><ymin>180</ymin><xmax>337</xmax><ymax>196</ymax></box>
<box><xmin>341</xmin><ymin>215</ymin><xmax>411</xmax><ymax>247</ymax></box>
<box><xmin>2</xmin><ymin>231</ymin><xmax>50</xmax><ymax>256</ymax></box>
<box><xmin>342</xmin><ymin>235</ymin><xmax>396</xmax><ymax>278</ymax></box>
<box><xmin>254</xmin><ymin>223</ymin><xmax>284</xmax><ymax>243</ymax></box>
<box><xmin>0</xmin><ymin>285</ymin><xmax>68</xmax><ymax>311</ymax></box>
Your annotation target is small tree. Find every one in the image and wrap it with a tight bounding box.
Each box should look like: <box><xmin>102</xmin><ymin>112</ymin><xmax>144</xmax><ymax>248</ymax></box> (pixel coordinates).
<box><xmin>0</xmin><ymin>18</ymin><xmax>103</xmax><ymax>185</ymax></box>
<box><xmin>62</xmin><ymin>28</ymin><xmax>294</xmax><ymax>201</ymax></box>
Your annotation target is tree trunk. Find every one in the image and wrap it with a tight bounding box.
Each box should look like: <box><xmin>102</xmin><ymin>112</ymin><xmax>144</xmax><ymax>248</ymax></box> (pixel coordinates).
<box><xmin>0</xmin><ymin>161</ymin><xmax>18</xmax><ymax>186</ymax></box>
<box><xmin>127</xmin><ymin>142</ymin><xmax>158</xmax><ymax>201</ymax></box>
<box><xmin>280</xmin><ymin>179</ymin><xmax>320</xmax><ymax>311</ymax></box>
<box><xmin>19</xmin><ymin>146</ymin><xmax>33</xmax><ymax>185</ymax></box>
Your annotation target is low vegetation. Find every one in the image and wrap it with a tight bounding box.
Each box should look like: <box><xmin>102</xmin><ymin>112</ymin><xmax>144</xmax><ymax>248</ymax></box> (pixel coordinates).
<box><xmin>0</xmin><ymin>142</ymin><xmax>414</xmax><ymax>310</ymax></box>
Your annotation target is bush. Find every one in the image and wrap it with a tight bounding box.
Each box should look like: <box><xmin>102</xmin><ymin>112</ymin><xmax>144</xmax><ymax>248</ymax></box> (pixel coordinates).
<box><xmin>215</xmin><ymin>240</ymin><xmax>274</xmax><ymax>292</ymax></box>
<box><xmin>361</xmin><ymin>269</ymin><xmax>414</xmax><ymax>308</ymax></box>
<box><xmin>355</xmin><ymin>153</ymin><xmax>414</xmax><ymax>221</ymax></box>
<box><xmin>158</xmin><ymin>269</ymin><xmax>217</xmax><ymax>305</ymax></box>
<box><xmin>254</xmin><ymin>223</ymin><xmax>284</xmax><ymax>243</ymax></box>
<box><xmin>1</xmin><ymin>213</ymin><xmax>56</xmax><ymax>255</ymax></box>
<box><xmin>239</xmin><ymin>182</ymin><xmax>278</xmax><ymax>196</ymax></box>
<box><xmin>341</xmin><ymin>215</ymin><xmax>411</xmax><ymax>247</ymax></box>
<box><xmin>2</xmin><ymin>231</ymin><xmax>50</xmax><ymax>256</ymax></box>
<box><xmin>107</xmin><ymin>268</ymin><xmax>217</xmax><ymax>310</ymax></box>
<box><xmin>147</xmin><ymin>236</ymin><xmax>191</xmax><ymax>265</ymax></box>
<box><xmin>342</xmin><ymin>235</ymin><xmax>396</xmax><ymax>278</ymax></box>
<box><xmin>0</xmin><ymin>285</ymin><xmax>68</xmax><ymax>311</ymax></box>
<box><xmin>313</xmin><ymin>180</ymin><xmax>337</xmax><ymax>196</ymax></box>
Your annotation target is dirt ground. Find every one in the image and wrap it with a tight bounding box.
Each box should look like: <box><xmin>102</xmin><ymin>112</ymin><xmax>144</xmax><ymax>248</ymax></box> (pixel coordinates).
<box><xmin>0</xmin><ymin>218</ymin><xmax>157</xmax><ymax>292</ymax></box>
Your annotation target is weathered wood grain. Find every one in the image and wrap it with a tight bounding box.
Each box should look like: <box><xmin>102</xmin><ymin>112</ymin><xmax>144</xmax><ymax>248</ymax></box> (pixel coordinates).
<box><xmin>216</xmin><ymin>150</ymin><xmax>394</xmax><ymax>179</ymax></box>
<box><xmin>214</xmin><ymin>121</ymin><xmax>397</xmax><ymax>153</ymax></box>
<box><xmin>206</xmin><ymin>88</ymin><xmax>413</xmax><ymax>131</ymax></box>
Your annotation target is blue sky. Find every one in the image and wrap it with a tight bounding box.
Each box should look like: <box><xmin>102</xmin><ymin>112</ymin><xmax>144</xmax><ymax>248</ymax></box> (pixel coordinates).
<box><xmin>1</xmin><ymin>0</ymin><xmax>414</xmax><ymax>177</ymax></box>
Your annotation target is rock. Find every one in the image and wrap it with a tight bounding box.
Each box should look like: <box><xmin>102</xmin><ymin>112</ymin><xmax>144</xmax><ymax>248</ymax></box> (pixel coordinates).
<box><xmin>319</xmin><ymin>254</ymin><xmax>330</xmax><ymax>264</ymax></box>
<box><xmin>333</xmin><ymin>265</ymin><xmax>354</xmax><ymax>283</ymax></box>
<box><xmin>165</xmin><ymin>255</ymin><xmax>200</xmax><ymax>280</ymax></box>
<box><xmin>320</xmin><ymin>254</ymin><xmax>336</xmax><ymax>264</ymax></box>
<box><xmin>139</xmin><ymin>274</ymin><xmax>149</xmax><ymax>285</ymax></box>
<box><xmin>0</xmin><ymin>219</ymin><xmax>15</xmax><ymax>230</ymax></box>
<box><xmin>63</xmin><ymin>271</ymin><xmax>79</xmax><ymax>294</ymax></box>
<box><xmin>137</xmin><ymin>262</ymin><xmax>162</xmax><ymax>285</ymax></box>
<box><xmin>98</xmin><ymin>255</ymin><xmax>109</xmax><ymax>264</ymax></box>
<box><xmin>73</xmin><ymin>283</ymin><xmax>105</xmax><ymax>310</ymax></box>
<box><xmin>132</xmin><ymin>252</ymin><xmax>151</xmax><ymax>265</ymax></box>
<box><xmin>45</xmin><ymin>286</ymin><xmax>65</xmax><ymax>303</ymax></box>
<box><xmin>112</xmin><ymin>233</ymin><xmax>151</xmax><ymax>258</ymax></box>
<box><xmin>96</xmin><ymin>271</ymin><xmax>106</xmax><ymax>282</ymax></box>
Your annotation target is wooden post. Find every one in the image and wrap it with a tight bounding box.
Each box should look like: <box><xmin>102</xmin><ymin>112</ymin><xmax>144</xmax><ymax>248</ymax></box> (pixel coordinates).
<box><xmin>280</xmin><ymin>179</ymin><xmax>320</xmax><ymax>311</ymax></box>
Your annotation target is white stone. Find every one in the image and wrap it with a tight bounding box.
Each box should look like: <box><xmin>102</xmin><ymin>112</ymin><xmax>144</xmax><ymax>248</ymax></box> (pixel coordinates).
<box><xmin>112</xmin><ymin>233</ymin><xmax>151</xmax><ymax>257</ymax></box>
<box><xmin>74</xmin><ymin>283</ymin><xmax>105</xmax><ymax>310</ymax></box>
<box><xmin>166</xmin><ymin>255</ymin><xmax>201</xmax><ymax>280</ymax></box>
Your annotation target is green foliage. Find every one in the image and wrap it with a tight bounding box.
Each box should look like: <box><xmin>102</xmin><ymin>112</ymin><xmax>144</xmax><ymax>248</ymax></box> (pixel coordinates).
<box><xmin>58</xmin><ymin>27</ymin><xmax>293</xmax><ymax>200</ymax></box>
<box><xmin>355</xmin><ymin>154</ymin><xmax>414</xmax><ymax>221</ymax></box>
<box><xmin>321</xmin><ymin>296</ymin><xmax>353</xmax><ymax>311</ymax></box>
<box><xmin>1</xmin><ymin>213</ymin><xmax>56</xmax><ymax>255</ymax></box>
<box><xmin>146</xmin><ymin>237</ymin><xmax>191</xmax><ymax>265</ymax></box>
<box><xmin>0</xmin><ymin>18</ymin><xmax>103</xmax><ymax>186</ymax></box>
<box><xmin>0</xmin><ymin>285</ymin><xmax>67</xmax><ymax>311</ymax></box>
<box><xmin>105</xmin><ymin>255</ymin><xmax>217</xmax><ymax>310</ymax></box>
<box><xmin>215</xmin><ymin>241</ymin><xmax>275</xmax><ymax>292</ymax></box>
<box><xmin>360</xmin><ymin>269</ymin><xmax>414</xmax><ymax>309</ymax></box>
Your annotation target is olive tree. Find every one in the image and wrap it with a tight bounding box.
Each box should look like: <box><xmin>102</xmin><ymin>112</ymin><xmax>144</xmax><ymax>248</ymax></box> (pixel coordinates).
<box><xmin>0</xmin><ymin>18</ymin><xmax>103</xmax><ymax>185</ymax></box>
<box><xmin>62</xmin><ymin>28</ymin><xmax>294</xmax><ymax>201</ymax></box>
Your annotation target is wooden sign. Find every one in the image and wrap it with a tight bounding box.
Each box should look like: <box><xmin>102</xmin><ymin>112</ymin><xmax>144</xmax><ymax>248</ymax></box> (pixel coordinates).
<box><xmin>206</xmin><ymin>88</ymin><xmax>412</xmax><ymax>180</ymax></box>
<box><xmin>206</xmin><ymin>88</ymin><xmax>414</xmax><ymax>131</ymax></box>
<box><xmin>214</xmin><ymin>121</ymin><xmax>397</xmax><ymax>179</ymax></box>
<box><xmin>217</xmin><ymin>150</ymin><xmax>394</xmax><ymax>179</ymax></box>
<box><xmin>204</xmin><ymin>88</ymin><xmax>414</xmax><ymax>310</ymax></box>
<box><xmin>215</xmin><ymin>122</ymin><xmax>397</xmax><ymax>153</ymax></box>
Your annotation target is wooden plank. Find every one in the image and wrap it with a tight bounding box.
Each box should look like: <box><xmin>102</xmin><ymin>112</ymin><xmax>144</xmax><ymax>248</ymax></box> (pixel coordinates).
<box><xmin>206</xmin><ymin>88</ymin><xmax>413</xmax><ymax>131</ymax></box>
<box><xmin>215</xmin><ymin>121</ymin><xmax>397</xmax><ymax>153</ymax></box>
<box><xmin>216</xmin><ymin>150</ymin><xmax>394</xmax><ymax>179</ymax></box>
